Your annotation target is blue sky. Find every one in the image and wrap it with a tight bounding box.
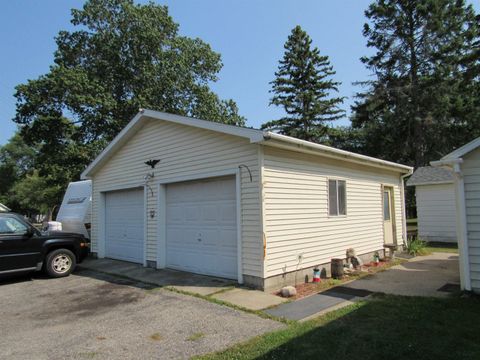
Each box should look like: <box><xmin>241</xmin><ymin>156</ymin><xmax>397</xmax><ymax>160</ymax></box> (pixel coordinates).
<box><xmin>1</xmin><ymin>1</ymin><xmax>477</xmax><ymax>145</ymax></box>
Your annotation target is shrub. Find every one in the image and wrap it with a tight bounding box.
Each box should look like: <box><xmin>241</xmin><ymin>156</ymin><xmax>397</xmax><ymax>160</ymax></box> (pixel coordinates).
<box><xmin>406</xmin><ymin>237</ymin><xmax>428</xmax><ymax>256</ymax></box>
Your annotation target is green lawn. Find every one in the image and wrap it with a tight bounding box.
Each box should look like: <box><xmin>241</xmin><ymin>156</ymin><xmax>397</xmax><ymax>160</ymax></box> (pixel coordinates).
<box><xmin>425</xmin><ymin>242</ymin><xmax>459</xmax><ymax>254</ymax></box>
<box><xmin>197</xmin><ymin>294</ymin><xmax>480</xmax><ymax>360</ymax></box>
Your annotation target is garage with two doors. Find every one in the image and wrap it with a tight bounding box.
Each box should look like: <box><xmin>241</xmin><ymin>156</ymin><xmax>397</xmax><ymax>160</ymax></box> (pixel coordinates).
<box><xmin>102</xmin><ymin>176</ymin><xmax>239</xmax><ymax>280</ymax></box>
<box><xmin>82</xmin><ymin>109</ymin><xmax>411</xmax><ymax>290</ymax></box>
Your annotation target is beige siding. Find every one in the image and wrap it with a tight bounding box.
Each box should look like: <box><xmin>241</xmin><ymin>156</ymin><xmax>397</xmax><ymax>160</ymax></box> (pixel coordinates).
<box><xmin>262</xmin><ymin>147</ymin><xmax>404</xmax><ymax>277</ymax></box>
<box><xmin>462</xmin><ymin>147</ymin><xmax>480</xmax><ymax>292</ymax></box>
<box><xmin>90</xmin><ymin>119</ymin><xmax>263</xmax><ymax>277</ymax></box>
<box><xmin>416</xmin><ymin>184</ymin><xmax>457</xmax><ymax>242</ymax></box>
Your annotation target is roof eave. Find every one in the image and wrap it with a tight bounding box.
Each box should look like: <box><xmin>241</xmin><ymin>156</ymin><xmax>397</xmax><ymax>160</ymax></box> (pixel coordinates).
<box><xmin>256</xmin><ymin>132</ymin><xmax>413</xmax><ymax>174</ymax></box>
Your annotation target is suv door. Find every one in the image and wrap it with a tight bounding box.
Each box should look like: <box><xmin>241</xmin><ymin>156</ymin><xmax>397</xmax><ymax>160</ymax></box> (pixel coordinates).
<box><xmin>0</xmin><ymin>215</ymin><xmax>41</xmax><ymax>272</ymax></box>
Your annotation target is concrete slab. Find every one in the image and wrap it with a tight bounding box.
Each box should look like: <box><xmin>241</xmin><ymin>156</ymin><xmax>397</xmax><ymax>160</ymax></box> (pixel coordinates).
<box><xmin>343</xmin><ymin>252</ymin><xmax>460</xmax><ymax>297</ymax></box>
<box><xmin>78</xmin><ymin>258</ymin><xmax>234</xmax><ymax>296</ymax></box>
<box><xmin>265</xmin><ymin>290</ymin><xmax>357</xmax><ymax>320</ymax></box>
<box><xmin>212</xmin><ymin>288</ymin><xmax>288</xmax><ymax>310</ymax></box>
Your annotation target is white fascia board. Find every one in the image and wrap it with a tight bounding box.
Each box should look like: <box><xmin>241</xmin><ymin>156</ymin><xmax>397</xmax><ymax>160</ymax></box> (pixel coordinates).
<box><xmin>81</xmin><ymin>111</ymin><xmax>145</xmax><ymax>179</ymax></box>
<box><xmin>430</xmin><ymin>158</ymin><xmax>463</xmax><ymax>167</ymax></box>
<box><xmin>141</xmin><ymin>109</ymin><xmax>265</xmax><ymax>143</ymax></box>
<box><xmin>257</xmin><ymin>132</ymin><xmax>413</xmax><ymax>174</ymax></box>
<box><xmin>441</xmin><ymin>137</ymin><xmax>480</xmax><ymax>160</ymax></box>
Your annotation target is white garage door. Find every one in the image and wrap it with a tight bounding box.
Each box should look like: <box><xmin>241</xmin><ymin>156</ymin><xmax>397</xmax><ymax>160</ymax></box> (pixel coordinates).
<box><xmin>105</xmin><ymin>188</ymin><xmax>144</xmax><ymax>264</ymax></box>
<box><xmin>166</xmin><ymin>176</ymin><xmax>237</xmax><ymax>279</ymax></box>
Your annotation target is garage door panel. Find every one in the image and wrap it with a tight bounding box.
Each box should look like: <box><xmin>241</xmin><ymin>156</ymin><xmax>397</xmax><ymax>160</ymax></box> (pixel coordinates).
<box><xmin>166</xmin><ymin>176</ymin><xmax>237</xmax><ymax>279</ymax></box>
<box><xmin>105</xmin><ymin>188</ymin><xmax>144</xmax><ymax>264</ymax></box>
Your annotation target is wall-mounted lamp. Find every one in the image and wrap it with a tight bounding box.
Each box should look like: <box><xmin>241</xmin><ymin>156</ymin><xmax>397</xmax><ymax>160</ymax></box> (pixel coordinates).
<box><xmin>149</xmin><ymin>209</ymin><xmax>155</xmax><ymax>219</ymax></box>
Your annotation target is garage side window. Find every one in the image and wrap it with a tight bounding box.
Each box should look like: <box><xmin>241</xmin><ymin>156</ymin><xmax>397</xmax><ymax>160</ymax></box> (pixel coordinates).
<box><xmin>328</xmin><ymin>179</ymin><xmax>346</xmax><ymax>216</ymax></box>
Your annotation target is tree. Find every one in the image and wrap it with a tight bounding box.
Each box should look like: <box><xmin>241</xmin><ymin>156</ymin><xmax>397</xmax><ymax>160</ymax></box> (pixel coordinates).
<box><xmin>0</xmin><ymin>133</ymin><xmax>37</xmax><ymax>212</ymax></box>
<box><xmin>10</xmin><ymin>171</ymin><xmax>62</xmax><ymax>217</ymax></box>
<box><xmin>262</xmin><ymin>26</ymin><xmax>345</xmax><ymax>142</ymax></box>
<box><xmin>13</xmin><ymin>0</ymin><xmax>245</xmax><ymax>206</ymax></box>
<box><xmin>352</xmin><ymin>0</ymin><xmax>480</xmax><ymax>167</ymax></box>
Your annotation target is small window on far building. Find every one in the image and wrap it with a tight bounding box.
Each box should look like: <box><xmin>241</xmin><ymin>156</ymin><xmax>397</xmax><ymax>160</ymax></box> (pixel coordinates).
<box><xmin>328</xmin><ymin>179</ymin><xmax>346</xmax><ymax>216</ymax></box>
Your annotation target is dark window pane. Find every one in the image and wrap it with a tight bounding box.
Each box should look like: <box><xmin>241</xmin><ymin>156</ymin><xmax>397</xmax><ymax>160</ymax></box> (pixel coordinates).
<box><xmin>383</xmin><ymin>191</ymin><xmax>391</xmax><ymax>221</ymax></box>
<box><xmin>328</xmin><ymin>180</ymin><xmax>338</xmax><ymax>216</ymax></box>
<box><xmin>338</xmin><ymin>180</ymin><xmax>346</xmax><ymax>215</ymax></box>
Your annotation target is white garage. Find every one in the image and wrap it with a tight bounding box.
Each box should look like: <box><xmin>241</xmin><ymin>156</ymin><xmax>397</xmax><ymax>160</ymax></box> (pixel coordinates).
<box><xmin>104</xmin><ymin>187</ymin><xmax>144</xmax><ymax>263</ymax></box>
<box><xmin>165</xmin><ymin>176</ymin><xmax>238</xmax><ymax>279</ymax></box>
<box><xmin>82</xmin><ymin>110</ymin><xmax>412</xmax><ymax>290</ymax></box>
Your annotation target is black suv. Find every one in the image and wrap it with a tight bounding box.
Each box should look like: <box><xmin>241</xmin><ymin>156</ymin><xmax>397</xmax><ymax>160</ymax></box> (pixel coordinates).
<box><xmin>0</xmin><ymin>212</ymin><xmax>89</xmax><ymax>277</ymax></box>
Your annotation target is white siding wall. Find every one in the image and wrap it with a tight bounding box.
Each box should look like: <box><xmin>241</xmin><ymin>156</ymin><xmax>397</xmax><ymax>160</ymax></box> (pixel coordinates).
<box><xmin>416</xmin><ymin>184</ymin><xmax>457</xmax><ymax>242</ymax></box>
<box><xmin>262</xmin><ymin>147</ymin><xmax>404</xmax><ymax>277</ymax></box>
<box><xmin>90</xmin><ymin>119</ymin><xmax>263</xmax><ymax>277</ymax></box>
<box><xmin>462</xmin><ymin>147</ymin><xmax>480</xmax><ymax>292</ymax></box>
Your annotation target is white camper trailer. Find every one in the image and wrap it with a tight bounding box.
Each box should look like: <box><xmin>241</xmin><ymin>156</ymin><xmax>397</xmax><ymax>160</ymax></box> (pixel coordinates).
<box><xmin>55</xmin><ymin>180</ymin><xmax>92</xmax><ymax>238</ymax></box>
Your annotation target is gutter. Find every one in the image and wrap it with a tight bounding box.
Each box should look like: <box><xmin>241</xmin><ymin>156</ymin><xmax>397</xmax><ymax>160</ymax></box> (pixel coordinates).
<box><xmin>258</xmin><ymin>132</ymin><xmax>413</xmax><ymax>173</ymax></box>
<box><xmin>431</xmin><ymin>158</ymin><xmax>471</xmax><ymax>291</ymax></box>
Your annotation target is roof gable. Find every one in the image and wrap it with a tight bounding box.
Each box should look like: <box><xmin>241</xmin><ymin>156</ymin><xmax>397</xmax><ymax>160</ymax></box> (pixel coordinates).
<box><xmin>81</xmin><ymin>109</ymin><xmax>412</xmax><ymax>179</ymax></box>
<box><xmin>81</xmin><ymin>110</ymin><xmax>264</xmax><ymax>178</ymax></box>
<box><xmin>442</xmin><ymin>136</ymin><xmax>480</xmax><ymax>160</ymax></box>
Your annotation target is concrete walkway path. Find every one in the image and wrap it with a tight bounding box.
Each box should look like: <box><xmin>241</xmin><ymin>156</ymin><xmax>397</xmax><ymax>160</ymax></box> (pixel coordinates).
<box><xmin>264</xmin><ymin>252</ymin><xmax>460</xmax><ymax>321</ymax></box>
<box><xmin>79</xmin><ymin>258</ymin><xmax>286</xmax><ymax>310</ymax></box>
<box><xmin>343</xmin><ymin>252</ymin><xmax>460</xmax><ymax>297</ymax></box>
<box><xmin>79</xmin><ymin>258</ymin><xmax>234</xmax><ymax>295</ymax></box>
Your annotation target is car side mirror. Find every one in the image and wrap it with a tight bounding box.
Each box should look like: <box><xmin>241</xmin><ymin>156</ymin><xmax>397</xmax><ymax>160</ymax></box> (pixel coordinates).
<box><xmin>25</xmin><ymin>227</ymin><xmax>35</xmax><ymax>237</ymax></box>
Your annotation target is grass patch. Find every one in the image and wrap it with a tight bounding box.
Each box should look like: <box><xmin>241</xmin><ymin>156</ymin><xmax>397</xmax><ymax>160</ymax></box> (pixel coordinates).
<box><xmin>187</xmin><ymin>332</ymin><xmax>206</xmax><ymax>341</ymax></box>
<box><xmin>425</xmin><ymin>242</ymin><xmax>459</xmax><ymax>254</ymax></box>
<box><xmin>162</xmin><ymin>286</ymin><xmax>293</xmax><ymax>325</ymax></box>
<box><xmin>79</xmin><ymin>352</ymin><xmax>98</xmax><ymax>359</ymax></box>
<box><xmin>196</xmin><ymin>294</ymin><xmax>480</xmax><ymax>360</ymax></box>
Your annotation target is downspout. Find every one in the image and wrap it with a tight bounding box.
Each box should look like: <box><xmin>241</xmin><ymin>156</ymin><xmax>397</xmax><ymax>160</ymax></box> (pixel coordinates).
<box><xmin>400</xmin><ymin>171</ymin><xmax>413</xmax><ymax>248</ymax></box>
<box><xmin>431</xmin><ymin>159</ymin><xmax>471</xmax><ymax>291</ymax></box>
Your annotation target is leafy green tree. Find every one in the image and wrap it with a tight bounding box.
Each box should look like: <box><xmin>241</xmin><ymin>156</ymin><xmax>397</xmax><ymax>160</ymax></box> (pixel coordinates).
<box><xmin>0</xmin><ymin>133</ymin><xmax>37</xmax><ymax>211</ymax></box>
<box><xmin>10</xmin><ymin>171</ymin><xmax>62</xmax><ymax>217</ymax></box>
<box><xmin>12</xmin><ymin>0</ymin><xmax>245</xmax><ymax>211</ymax></box>
<box><xmin>262</xmin><ymin>26</ymin><xmax>345</xmax><ymax>142</ymax></box>
<box><xmin>352</xmin><ymin>0</ymin><xmax>480</xmax><ymax>167</ymax></box>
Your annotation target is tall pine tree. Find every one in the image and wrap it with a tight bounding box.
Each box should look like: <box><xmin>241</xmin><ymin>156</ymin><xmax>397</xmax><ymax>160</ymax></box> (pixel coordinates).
<box><xmin>262</xmin><ymin>26</ymin><xmax>344</xmax><ymax>142</ymax></box>
<box><xmin>352</xmin><ymin>0</ymin><xmax>480</xmax><ymax>167</ymax></box>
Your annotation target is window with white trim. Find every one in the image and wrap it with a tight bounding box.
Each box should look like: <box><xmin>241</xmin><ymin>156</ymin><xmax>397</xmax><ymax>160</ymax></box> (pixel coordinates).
<box><xmin>328</xmin><ymin>179</ymin><xmax>346</xmax><ymax>216</ymax></box>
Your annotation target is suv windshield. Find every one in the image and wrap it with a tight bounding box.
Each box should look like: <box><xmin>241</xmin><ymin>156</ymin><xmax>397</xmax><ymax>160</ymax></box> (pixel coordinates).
<box><xmin>0</xmin><ymin>217</ymin><xmax>29</xmax><ymax>235</ymax></box>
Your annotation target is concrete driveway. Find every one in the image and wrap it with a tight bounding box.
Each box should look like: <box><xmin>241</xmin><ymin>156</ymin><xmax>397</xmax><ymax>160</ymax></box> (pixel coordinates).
<box><xmin>0</xmin><ymin>270</ymin><xmax>283</xmax><ymax>360</ymax></box>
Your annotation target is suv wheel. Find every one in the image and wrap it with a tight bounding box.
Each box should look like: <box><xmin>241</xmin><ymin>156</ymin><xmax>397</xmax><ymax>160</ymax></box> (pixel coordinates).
<box><xmin>45</xmin><ymin>249</ymin><xmax>76</xmax><ymax>278</ymax></box>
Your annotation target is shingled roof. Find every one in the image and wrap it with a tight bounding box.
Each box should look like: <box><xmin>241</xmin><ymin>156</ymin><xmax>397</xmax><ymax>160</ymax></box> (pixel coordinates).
<box><xmin>406</xmin><ymin>166</ymin><xmax>455</xmax><ymax>186</ymax></box>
